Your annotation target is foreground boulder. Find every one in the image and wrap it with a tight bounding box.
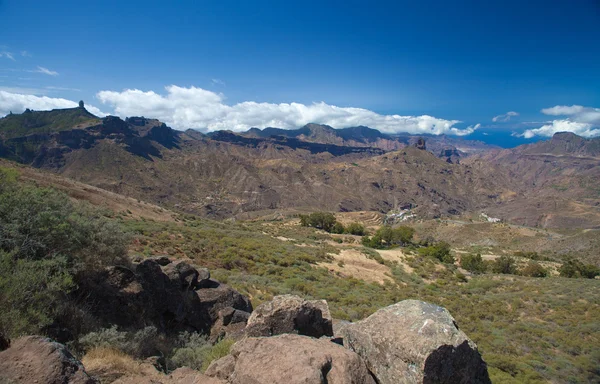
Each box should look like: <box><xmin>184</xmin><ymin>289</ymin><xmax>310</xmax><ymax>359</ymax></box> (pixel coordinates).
<box><xmin>339</xmin><ymin>300</ymin><xmax>491</xmax><ymax>384</ymax></box>
<box><xmin>205</xmin><ymin>334</ymin><xmax>375</xmax><ymax>384</ymax></box>
<box><xmin>0</xmin><ymin>336</ymin><xmax>96</xmax><ymax>384</ymax></box>
<box><xmin>245</xmin><ymin>294</ymin><xmax>333</xmax><ymax>338</ymax></box>
<box><xmin>78</xmin><ymin>259</ymin><xmax>252</xmax><ymax>335</ymax></box>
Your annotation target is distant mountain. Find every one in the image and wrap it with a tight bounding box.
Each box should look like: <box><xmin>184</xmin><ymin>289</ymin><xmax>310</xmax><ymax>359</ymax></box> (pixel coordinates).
<box><xmin>464</xmin><ymin>132</ymin><xmax>600</xmax><ymax>228</ymax></box>
<box><xmin>0</xmin><ymin>108</ymin><xmax>507</xmax><ymax>220</ymax></box>
<box><xmin>1</xmin><ymin>108</ymin><xmax>598</xmax><ymax>228</ymax></box>
<box><xmin>239</xmin><ymin>124</ymin><xmax>500</xmax><ymax>159</ymax></box>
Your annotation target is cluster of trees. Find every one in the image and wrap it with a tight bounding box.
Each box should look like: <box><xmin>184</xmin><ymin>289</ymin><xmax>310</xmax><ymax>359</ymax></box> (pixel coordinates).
<box><xmin>361</xmin><ymin>225</ymin><xmax>415</xmax><ymax>249</ymax></box>
<box><xmin>460</xmin><ymin>254</ymin><xmax>546</xmax><ymax>277</ymax></box>
<box><xmin>299</xmin><ymin>212</ymin><xmax>365</xmax><ymax>235</ymax></box>
<box><xmin>559</xmin><ymin>259</ymin><xmax>600</xmax><ymax>279</ymax></box>
<box><xmin>460</xmin><ymin>252</ymin><xmax>599</xmax><ymax>279</ymax></box>
<box><xmin>417</xmin><ymin>242</ymin><xmax>453</xmax><ymax>263</ymax></box>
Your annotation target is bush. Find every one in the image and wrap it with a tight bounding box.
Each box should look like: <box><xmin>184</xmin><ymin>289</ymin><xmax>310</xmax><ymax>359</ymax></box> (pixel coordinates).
<box><xmin>0</xmin><ymin>177</ymin><xmax>130</xmax><ymax>338</ymax></box>
<box><xmin>362</xmin><ymin>225</ymin><xmax>415</xmax><ymax>249</ymax></box>
<box><xmin>0</xmin><ymin>251</ymin><xmax>75</xmax><ymax>337</ymax></box>
<box><xmin>492</xmin><ymin>256</ymin><xmax>517</xmax><ymax>275</ymax></box>
<box><xmin>559</xmin><ymin>259</ymin><xmax>600</xmax><ymax>279</ymax></box>
<box><xmin>169</xmin><ymin>332</ymin><xmax>211</xmax><ymax>370</ymax></box>
<box><xmin>299</xmin><ymin>212</ymin><xmax>337</xmax><ymax>232</ymax></box>
<box><xmin>461</xmin><ymin>253</ymin><xmax>486</xmax><ymax>274</ymax></box>
<box><xmin>331</xmin><ymin>222</ymin><xmax>345</xmax><ymax>234</ymax></box>
<box><xmin>419</xmin><ymin>242</ymin><xmax>454</xmax><ymax>264</ymax></box>
<box><xmin>345</xmin><ymin>222</ymin><xmax>366</xmax><ymax>236</ymax></box>
<box><xmin>170</xmin><ymin>334</ymin><xmax>234</xmax><ymax>372</ymax></box>
<box><xmin>78</xmin><ymin>326</ymin><xmax>166</xmax><ymax>358</ymax></box>
<box><xmin>520</xmin><ymin>261</ymin><xmax>548</xmax><ymax>278</ymax></box>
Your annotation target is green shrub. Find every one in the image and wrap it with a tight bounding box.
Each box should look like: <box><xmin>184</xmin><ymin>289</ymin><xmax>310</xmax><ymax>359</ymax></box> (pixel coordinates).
<box><xmin>169</xmin><ymin>332</ymin><xmax>211</xmax><ymax>370</ymax></box>
<box><xmin>520</xmin><ymin>261</ymin><xmax>548</xmax><ymax>278</ymax></box>
<box><xmin>362</xmin><ymin>225</ymin><xmax>414</xmax><ymax>249</ymax></box>
<box><xmin>0</xmin><ymin>180</ymin><xmax>129</xmax><ymax>338</ymax></box>
<box><xmin>170</xmin><ymin>334</ymin><xmax>234</xmax><ymax>372</ymax></box>
<box><xmin>78</xmin><ymin>326</ymin><xmax>166</xmax><ymax>358</ymax></box>
<box><xmin>0</xmin><ymin>251</ymin><xmax>75</xmax><ymax>337</ymax></box>
<box><xmin>492</xmin><ymin>255</ymin><xmax>517</xmax><ymax>274</ymax></box>
<box><xmin>345</xmin><ymin>222</ymin><xmax>366</xmax><ymax>236</ymax></box>
<box><xmin>419</xmin><ymin>242</ymin><xmax>454</xmax><ymax>264</ymax></box>
<box><xmin>331</xmin><ymin>222</ymin><xmax>345</xmax><ymax>234</ymax></box>
<box><xmin>559</xmin><ymin>259</ymin><xmax>600</xmax><ymax>279</ymax></box>
<box><xmin>299</xmin><ymin>212</ymin><xmax>337</xmax><ymax>232</ymax></box>
<box><xmin>461</xmin><ymin>253</ymin><xmax>486</xmax><ymax>274</ymax></box>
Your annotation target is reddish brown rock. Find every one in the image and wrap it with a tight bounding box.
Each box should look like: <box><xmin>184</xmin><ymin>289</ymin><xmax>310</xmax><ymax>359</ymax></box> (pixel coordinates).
<box><xmin>0</xmin><ymin>336</ymin><xmax>96</xmax><ymax>384</ymax></box>
<box><xmin>205</xmin><ymin>334</ymin><xmax>375</xmax><ymax>384</ymax></box>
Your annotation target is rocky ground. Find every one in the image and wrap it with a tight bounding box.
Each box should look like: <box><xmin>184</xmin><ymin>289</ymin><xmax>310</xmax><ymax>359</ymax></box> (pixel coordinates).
<box><xmin>0</xmin><ymin>253</ymin><xmax>492</xmax><ymax>384</ymax></box>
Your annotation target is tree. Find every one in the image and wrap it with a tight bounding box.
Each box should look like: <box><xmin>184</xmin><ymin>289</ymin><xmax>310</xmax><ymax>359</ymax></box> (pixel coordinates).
<box><xmin>520</xmin><ymin>261</ymin><xmax>548</xmax><ymax>277</ymax></box>
<box><xmin>362</xmin><ymin>225</ymin><xmax>415</xmax><ymax>249</ymax></box>
<box><xmin>461</xmin><ymin>253</ymin><xmax>486</xmax><ymax>274</ymax></box>
<box><xmin>331</xmin><ymin>222</ymin><xmax>345</xmax><ymax>234</ymax></box>
<box><xmin>299</xmin><ymin>212</ymin><xmax>338</xmax><ymax>233</ymax></box>
<box><xmin>419</xmin><ymin>242</ymin><xmax>454</xmax><ymax>264</ymax></box>
<box><xmin>492</xmin><ymin>255</ymin><xmax>517</xmax><ymax>274</ymax></box>
<box><xmin>345</xmin><ymin>222</ymin><xmax>366</xmax><ymax>236</ymax></box>
<box><xmin>559</xmin><ymin>259</ymin><xmax>600</xmax><ymax>279</ymax></box>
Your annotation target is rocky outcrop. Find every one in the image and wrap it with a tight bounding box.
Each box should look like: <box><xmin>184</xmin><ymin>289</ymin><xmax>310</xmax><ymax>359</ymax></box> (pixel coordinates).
<box><xmin>205</xmin><ymin>334</ymin><xmax>375</xmax><ymax>384</ymax></box>
<box><xmin>0</xmin><ymin>336</ymin><xmax>96</xmax><ymax>384</ymax></box>
<box><xmin>245</xmin><ymin>294</ymin><xmax>333</xmax><ymax>338</ymax></box>
<box><xmin>339</xmin><ymin>300</ymin><xmax>491</xmax><ymax>384</ymax></box>
<box><xmin>78</xmin><ymin>258</ymin><xmax>252</xmax><ymax>336</ymax></box>
<box><xmin>414</xmin><ymin>138</ymin><xmax>427</xmax><ymax>150</ymax></box>
<box><xmin>210</xmin><ymin>307</ymin><xmax>251</xmax><ymax>343</ymax></box>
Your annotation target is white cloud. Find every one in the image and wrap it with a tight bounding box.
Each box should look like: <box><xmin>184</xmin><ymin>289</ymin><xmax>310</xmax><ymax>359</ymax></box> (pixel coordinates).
<box><xmin>0</xmin><ymin>90</ymin><xmax>106</xmax><ymax>117</ymax></box>
<box><xmin>522</xmin><ymin>120</ymin><xmax>600</xmax><ymax>139</ymax></box>
<box><xmin>20</xmin><ymin>51</ymin><xmax>31</xmax><ymax>57</ymax></box>
<box><xmin>541</xmin><ymin>105</ymin><xmax>585</xmax><ymax>116</ymax></box>
<box><xmin>32</xmin><ymin>66</ymin><xmax>59</xmax><ymax>76</ymax></box>
<box><xmin>97</xmin><ymin>85</ymin><xmax>478</xmax><ymax>135</ymax></box>
<box><xmin>0</xmin><ymin>52</ymin><xmax>15</xmax><ymax>61</ymax></box>
<box><xmin>492</xmin><ymin>111</ymin><xmax>519</xmax><ymax>122</ymax></box>
<box><xmin>522</xmin><ymin>105</ymin><xmax>600</xmax><ymax>138</ymax></box>
<box><xmin>211</xmin><ymin>78</ymin><xmax>225</xmax><ymax>86</ymax></box>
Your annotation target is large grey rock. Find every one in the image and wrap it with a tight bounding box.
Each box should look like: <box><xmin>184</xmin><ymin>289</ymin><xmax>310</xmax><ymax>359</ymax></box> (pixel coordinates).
<box><xmin>205</xmin><ymin>334</ymin><xmax>375</xmax><ymax>384</ymax></box>
<box><xmin>0</xmin><ymin>336</ymin><xmax>96</xmax><ymax>384</ymax></box>
<box><xmin>245</xmin><ymin>294</ymin><xmax>333</xmax><ymax>338</ymax></box>
<box><xmin>339</xmin><ymin>300</ymin><xmax>491</xmax><ymax>384</ymax></box>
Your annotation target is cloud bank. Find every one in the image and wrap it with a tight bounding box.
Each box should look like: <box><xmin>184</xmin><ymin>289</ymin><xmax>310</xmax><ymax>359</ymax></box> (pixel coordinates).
<box><xmin>96</xmin><ymin>85</ymin><xmax>479</xmax><ymax>135</ymax></box>
<box><xmin>522</xmin><ymin>105</ymin><xmax>600</xmax><ymax>138</ymax></box>
<box><xmin>492</xmin><ymin>111</ymin><xmax>518</xmax><ymax>122</ymax></box>
<box><xmin>0</xmin><ymin>91</ymin><xmax>106</xmax><ymax>117</ymax></box>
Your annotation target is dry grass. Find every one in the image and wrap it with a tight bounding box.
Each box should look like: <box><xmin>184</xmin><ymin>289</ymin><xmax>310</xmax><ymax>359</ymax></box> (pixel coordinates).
<box><xmin>81</xmin><ymin>347</ymin><xmax>145</xmax><ymax>381</ymax></box>
<box><xmin>318</xmin><ymin>248</ymin><xmax>392</xmax><ymax>284</ymax></box>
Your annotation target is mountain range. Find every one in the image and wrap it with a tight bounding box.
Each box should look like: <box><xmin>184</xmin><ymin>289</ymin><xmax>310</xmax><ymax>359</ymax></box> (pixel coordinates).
<box><xmin>1</xmin><ymin>106</ymin><xmax>599</xmax><ymax>228</ymax></box>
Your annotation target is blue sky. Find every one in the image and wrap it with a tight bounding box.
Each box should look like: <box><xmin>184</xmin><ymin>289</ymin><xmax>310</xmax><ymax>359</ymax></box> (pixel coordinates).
<box><xmin>1</xmin><ymin>0</ymin><xmax>599</xmax><ymax>146</ymax></box>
